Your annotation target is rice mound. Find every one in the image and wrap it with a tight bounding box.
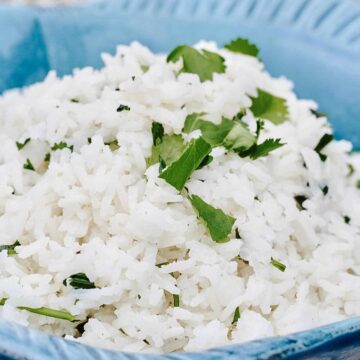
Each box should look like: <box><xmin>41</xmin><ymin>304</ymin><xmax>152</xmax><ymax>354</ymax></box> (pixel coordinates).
<box><xmin>0</xmin><ymin>41</ymin><xmax>360</xmax><ymax>353</ymax></box>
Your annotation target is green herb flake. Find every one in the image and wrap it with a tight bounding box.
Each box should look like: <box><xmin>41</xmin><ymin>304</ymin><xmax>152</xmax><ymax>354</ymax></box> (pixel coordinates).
<box><xmin>104</xmin><ymin>139</ymin><xmax>120</xmax><ymax>151</ymax></box>
<box><xmin>70</xmin><ymin>98</ymin><xmax>79</xmax><ymax>103</ymax></box>
<box><xmin>344</xmin><ymin>216</ymin><xmax>351</xmax><ymax>224</ymax></box>
<box><xmin>51</xmin><ymin>142</ymin><xmax>74</xmax><ymax>152</ymax></box>
<box><xmin>357</xmin><ymin>180</ymin><xmax>360</xmax><ymax>189</ymax></box>
<box><xmin>173</xmin><ymin>294</ymin><xmax>180</xmax><ymax>307</ymax></box>
<box><xmin>0</xmin><ymin>298</ymin><xmax>7</xmax><ymax>306</ymax></box>
<box><xmin>314</xmin><ymin>133</ymin><xmax>333</xmax><ymax>161</ymax></box>
<box><xmin>247</xmin><ymin>138</ymin><xmax>285</xmax><ymax>160</ymax></box>
<box><xmin>167</xmin><ymin>45</ymin><xmax>226</xmax><ymax>82</ymax></box>
<box><xmin>311</xmin><ymin>109</ymin><xmax>327</xmax><ymax>118</ymax></box>
<box><xmin>147</xmin><ymin>134</ymin><xmax>186</xmax><ymax>169</ymax></box>
<box><xmin>23</xmin><ymin>159</ymin><xmax>35</xmax><ymax>171</ymax></box>
<box><xmin>223</xmin><ymin>121</ymin><xmax>256</xmax><ymax>153</ymax></box>
<box><xmin>16</xmin><ymin>138</ymin><xmax>31</xmax><ymax>150</ymax></box>
<box><xmin>250</xmin><ymin>89</ymin><xmax>288</xmax><ymax>124</ymax></box>
<box><xmin>141</xmin><ymin>65</ymin><xmax>150</xmax><ymax>73</ymax></box>
<box><xmin>271</xmin><ymin>257</ymin><xmax>286</xmax><ymax>272</ymax></box>
<box><xmin>18</xmin><ymin>306</ymin><xmax>78</xmax><ymax>322</ymax></box>
<box><xmin>232</xmin><ymin>306</ymin><xmax>241</xmax><ymax>324</ymax></box>
<box><xmin>348</xmin><ymin>163</ymin><xmax>355</xmax><ymax>177</ymax></box>
<box><xmin>0</xmin><ymin>240</ymin><xmax>20</xmax><ymax>255</ymax></box>
<box><xmin>190</xmin><ymin>194</ymin><xmax>235</xmax><ymax>243</ymax></box>
<box><xmin>63</xmin><ymin>273</ymin><xmax>96</xmax><ymax>290</ymax></box>
<box><xmin>159</xmin><ymin>137</ymin><xmax>212</xmax><ymax>191</ymax></box>
<box><xmin>196</xmin><ymin>154</ymin><xmax>213</xmax><ymax>170</ymax></box>
<box><xmin>44</xmin><ymin>152</ymin><xmax>51</xmax><ymax>162</ymax></box>
<box><xmin>151</xmin><ymin>122</ymin><xmax>165</xmax><ymax>146</ymax></box>
<box><xmin>321</xmin><ymin>185</ymin><xmax>329</xmax><ymax>196</ymax></box>
<box><xmin>117</xmin><ymin>104</ymin><xmax>130</xmax><ymax>112</ymax></box>
<box><xmin>224</xmin><ymin>38</ymin><xmax>259</xmax><ymax>58</ymax></box>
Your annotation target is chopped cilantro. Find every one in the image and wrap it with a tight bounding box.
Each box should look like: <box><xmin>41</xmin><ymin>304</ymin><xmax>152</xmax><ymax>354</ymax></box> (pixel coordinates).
<box><xmin>232</xmin><ymin>306</ymin><xmax>241</xmax><ymax>324</ymax></box>
<box><xmin>173</xmin><ymin>294</ymin><xmax>180</xmax><ymax>307</ymax></box>
<box><xmin>16</xmin><ymin>138</ymin><xmax>31</xmax><ymax>150</ymax></box>
<box><xmin>321</xmin><ymin>185</ymin><xmax>329</xmax><ymax>196</ymax></box>
<box><xmin>311</xmin><ymin>109</ymin><xmax>327</xmax><ymax>118</ymax></box>
<box><xmin>141</xmin><ymin>65</ymin><xmax>150</xmax><ymax>73</ymax></box>
<box><xmin>344</xmin><ymin>216</ymin><xmax>351</xmax><ymax>224</ymax></box>
<box><xmin>151</xmin><ymin>122</ymin><xmax>165</xmax><ymax>146</ymax></box>
<box><xmin>23</xmin><ymin>159</ymin><xmax>35</xmax><ymax>171</ymax></box>
<box><xmin>250</xmin><ymin>89</ymin><xmax>288</xmax><ymax>124</ymax></box>
<box><xmin>70</xmin><ymin>98</ymin><xmax>79</xmax><ymax>103</ymax></box>
<box><xmin>63</xmin><ymin>273</ymin><xmax>95</xmax><ymax>290</ymax></box>
<box><xmin>314</xmin><ymin>133</ymin><xmax>333</xmax><ymax>161</ymax></box>
<box><xmin>197</xmin><ymin>154</ymin><xmax>213</xmax><ymax>170</ymax></box>
<box><xmin>18</xmin><ymin>306</ymin><xmax>78</xmax><ymax>322</ymax></box>
<box><xmin>104</xmin><ymin>139</ymin><xmax>119</xmax><ymax>151</ymax></box>
<box><xmin>167</xmin><ymin>45</ymin><xmax>226</xmax><ymax>82</ymax></box>
<box><xmin>224</xmin><ymin>38</ymin><xmax>259</xmax><ymax>58</ymax></box>
<box><xmin>147</xmin><ymin>134</ymin><xmax>186</xmax><ymax>169</ymax></box>
<box><xmin>159</xmin><ymin>155</ymin><xmax>167</xmax><ymax>172</ymax></box>
<box><xmin>294</xmin><ymin>195</ymin><xmax>307</xmax><ymax>210</ymax></box>
<box><xmin>44</xmin><ymin>152</ymin><xmax>51</xmax><ymax>162</ymax></box>
<box><xmin>246</xmin><ymin>138</ymin><xmax>285</xmax><ymax>160</ymax></box>
<box><xmin>189</xmin><ymin>194</ymin><xmax>235</xmax><ymax>243</ymax></box>
<box><xmin>51</xmin><ymin>142</ymin><xmax>74</xmax><ymax>152</ymax></box>
<box><xmin>0</xmin><ymin>298</ymin><xmax>7</xmax><ymax>306</ymax></box>
<box><xmin>357</xmin><ymin>180</ymin><xmax>360</xmax><ymax>189</ymax></box>
<box><xmin>256</xmin><ymin>119</ymin><xmax>265</xmax><ymax>139</ymax></box>
<box><xmin>159</xmin><ymin>137</ymin><xmax>212</xmax><ymax>191</ymax></box>
<box><xmin>117</xmin><ymin>104</ymin><xmax>130</xmax><ymax>112</ymax></box>
<box><xmin>223</xmin><ymin>121</ymin><xmax>256</xmax><ymax>153</ymax></box>
<box><xmin>271</xmin><ymin>257</ymin><xmax>286</xmax><ymax>272</ymax></box>
<box><xmin>348</xmin><ymin>163</ymin><xmax>355</xmax><ymax>177</ymax></box>
<box><xmin>0</xmin><ymin>240</ymin><xmax>20</xmax><ymax>255</ymax></box>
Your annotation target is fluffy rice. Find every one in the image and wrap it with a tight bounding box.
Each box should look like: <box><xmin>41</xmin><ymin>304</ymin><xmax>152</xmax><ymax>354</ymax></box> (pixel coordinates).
<box><xmin>0</xmin><ymin>41</ymin><xmax>359</xmax><ymax>353</ymax></box>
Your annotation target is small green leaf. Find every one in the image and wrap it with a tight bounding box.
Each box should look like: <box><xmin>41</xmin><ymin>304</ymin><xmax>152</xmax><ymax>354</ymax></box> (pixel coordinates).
<box><xmin>173</xmin><ymin>294</ymin><xmax>180</xmax><ymax>307</ymax></box>
<box><xmin>356</xmin><ymin>180</ymin><xmax>360</xmax><ymax>189</ymax></box>
<box><xmin>23</xmin><ymin>159</ymin><xmax>35</xmax><ymax>171</ymax></box>
<box><xmin>167</xmin><ymin>45</ymin><xmax>226</xmax><ymax>82</ymax></box>
<box><xmin>44</xmin><ymin>152</ymin><xmax>51</xmax><ymax>162</ymax></box>
<box><xmin>51</xmin><ymin>142</ymin><xmax>74</xmax><ymax>152</ymax></box>
<box><xmin>0</xmin><ymin>298</ymin><xmax>7</xmax><ymax>306</ymax></box>
<box><xmin>311</xmin><ymin>109</ymin><xmax>327</xmax><ymax>118</ymax></box>
<box><xmin>147</xmin><ymin>134</ymin><xmax>186</xmax><ymax>168</ymax></box>
<box><xmin>0</xmin><ymin>240</ymin><xmax>20</xmax><ymax>255</ymax></box>
<box><xmin>151</xmin><ymin>122</ymin><xmax>165</xmax><ymax>146</ymax></box>
<box><xmin>159</xmin><ymin>137</ymin><xmax>212</xmax><ymax>191</ymax></box>
<box><xmin>250</xmin><ymin>89</ymin><xmax>288</xmax><ymax>124</ymax></box>
<box><xmin>224</xmin><ymin>38</ymin><xmax>259</xmax><ymax>58</ymax></box>
<box><xmin>314</xmin><ymin>133</ymin><xmax>333</xmax><ymax>161</ymax></box>
<box><xmin>104</xmin><ymin>139</ymin><xmax>120</xmax><ymax>151</ymax></box>
<box><xmin>248</xmin><ymin>138</ymin><xmax>285</xmax><ymax>160</ymax></box>
<box><xmin>255</xmin><ymin>119</ymin><xmax>265</xmax><ymax>139</ymax></box>
<box><xmin>141</xmin><ymin>65</ymin><xmax>149</xmax><ymax>73</ymax></box>
<box><xmin>183</xmin><ymin>113</ymin><xmax>234</xmax><ymax>147</ymax></box>
<box><xmin>232</xmin><ymin>306</ymin><xmax>241</xmax><ymax>324</ymax></box>
<box><xmin>63</xmin><ymin>273</ymin><xmax>96</xmax><ymax>289</ymax></box>
<box><xmin>16</xmin><ymin>138</ymin><xmax>31</xmax><ymax>150</ymax></box>
<box><xmin>271</xmin><ymin>257</ymin><xmax>286</xmax><ymax>272</ymax></box>
<box><xmin>223</xmin><ymin>121</ymin><xmax>256</xmax><ymax>153</ymax></box>
<box><xmin>18</xmin><ymin>306</ymin><xmax>78</xmax><ymax>322</ymax></box>
<box><xmin>117</xmin><ymin>104</ymin><xmax>130</xmax><ymax>112</ymax></box>
<box><xmin>190</xmin><ymin>194</ymin><xmax>235</xmax><ymax>243</ymax></box>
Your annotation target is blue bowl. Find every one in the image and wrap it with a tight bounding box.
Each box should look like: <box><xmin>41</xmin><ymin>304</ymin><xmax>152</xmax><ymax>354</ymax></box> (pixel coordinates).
<box><xmin>0</xmin><ymin>0</ymin><xmax>360</xmax><ymax>359</ymax></box>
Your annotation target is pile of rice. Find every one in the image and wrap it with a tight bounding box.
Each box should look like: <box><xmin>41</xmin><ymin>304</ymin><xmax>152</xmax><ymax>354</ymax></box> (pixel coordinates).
<box><xmin>0</xmin><ymin>41</ymin><xmax>360</xmax><ymax>353</ymax></box>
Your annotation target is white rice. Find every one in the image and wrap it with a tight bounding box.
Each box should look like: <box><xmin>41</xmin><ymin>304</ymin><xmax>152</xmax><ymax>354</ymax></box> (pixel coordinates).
<box><xmin>0</xmin><ymin>41</ymin><xmax>359</xmax><ymax>353</ymax></box>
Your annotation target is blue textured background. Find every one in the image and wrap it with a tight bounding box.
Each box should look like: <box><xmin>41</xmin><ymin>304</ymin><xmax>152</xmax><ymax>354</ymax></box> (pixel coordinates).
<box><xmin>0</xmin><ymin>0</ymin><xmax>360</xmax><ymax>359</ymax></box>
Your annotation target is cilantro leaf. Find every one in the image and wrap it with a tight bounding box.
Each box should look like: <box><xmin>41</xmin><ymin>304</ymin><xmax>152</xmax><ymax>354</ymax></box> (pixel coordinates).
<box><xmin>147</xmin><ymin>134</ymin><xmax>186</xmax><ymax>168</ymax></box>
<box><xmin>271</xmin><ymin>257</ymin><xmax>286</xmax><ymax>272</ymax></box>
<box><xmin>16</xmin><ymin>138</ymin><xmax>31</xmax><ymax>150</ymax></box>
<box><xmin>314</xmin><ymin>133</ymin><xmax>333</xmax><ymax>161</ymax></box>
<box><xmin>167</xmin><ymin>45</ymin><xmax>226</xmax><ymax>82</ymax></box>
<box><xmin>223</xmin><ymin>121</ymin><xmax>256</xmax><ymax>153</ymax></box>
<box><xmin>51</xmin><ymin>142</ymin><xmax>74</xmax><ymax>152</ymax></box>
<box><xmin>159</xmin><ymin>137</ymin><xmax>212</xmax><ymax>191</ymax></box>
<box><xmin>356</xmin><ymin>180</ymin><xmax>360</xmax><ymax>189</ymax></box>
<box><xmin>311</xmin><ymin>109</ymin><xmax>327</xmax><ymax>118</ymax></box>
<box><xmin>173</xmin><ymin>294</ymin><xmax>180</xmax><ymax>307</ymax></box>
<box><xmin>250</xmin><ymin>89</ymin><xmax>288</xmax><ymax>124</ymax></box>
<box><xmin>151</xmin><ymin>122</ymin><xmax>165</xmax><ymax>146</ymax></box>
<box><xmin>18</xmin><ymin>306</ymin><xmax>78</xmax><ymax>322</ymax></box>
<box><xmin>190</xmin><ymin>194</ymin><xmax>235</xmax><ymax>242</ymax></box>
<box><xmin>247</xmin><ymin>138</ymin><xmax>285</xmax><ymax>160</ymax></box>
<box><xmin>23</xmin><ymin>159</ymin><xmax>35</xmax><ymax>171</ymax></box>
<box><xmin>0</xmin><ymin>298</ymin><xmax>7</xmax><ymax>306</ymax></box>
<box><xmin>183</xmin><ymin>114</ymin><xmax>234</xmax><ymax>146</ymax></box>
<box><xmin>63</xmin><ymin>273</ymin><xmax>96</xmax><ymax>289</ymax></box>
<box><xmin>117</xmin><ymin>104</ymin><xmax>130</xmax><ymax>112</ymax></box>
<box><xmin>224</xmin><ymin>38</ymin><xmax>259</xmax><ymax>58</ymax></box>
<box><xmin>0</xmin><ymin>240</ymin><xmax>20</xmax><ymax>255</ymax></box>
<box><xmin>197</xmin><ymin>154</ymin><xmax>213</xmax><ymax>170</ymax></box>
<box><xmin>104</xmin><ymin>139</ymin><xmax>119</xmax><ymax>151</ymax></box>
<box><xmin>232</xmin><ymin>306</ymin><xmax>241</xmax><ymax>324</ymax></box>
<box><xmin>44</xmin><ymin>153</ymin><xmax>51</xmax><ymax>162</ymax></box>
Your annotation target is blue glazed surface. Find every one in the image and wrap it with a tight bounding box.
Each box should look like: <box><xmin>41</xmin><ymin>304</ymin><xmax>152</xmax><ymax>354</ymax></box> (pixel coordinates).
<box><xmin>0</xmin><ymin>0</ymin><xmax>360</xmax><ymax>359</ymax></box>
